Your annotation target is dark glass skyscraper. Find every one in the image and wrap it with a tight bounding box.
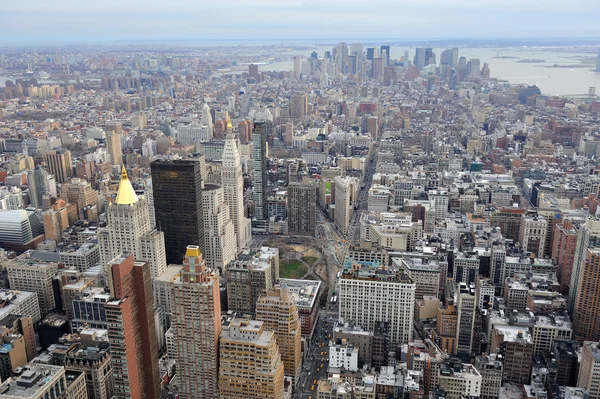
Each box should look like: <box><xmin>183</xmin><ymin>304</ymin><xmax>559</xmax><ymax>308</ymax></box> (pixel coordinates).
<box><xmin>150</xmin><ymin>159</ymin><xmax>205</xmax><ymax>264</ymax></box>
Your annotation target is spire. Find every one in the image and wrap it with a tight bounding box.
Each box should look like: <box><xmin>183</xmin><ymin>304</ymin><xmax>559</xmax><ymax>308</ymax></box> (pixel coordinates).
<box><xmin>115</xmin><ymin>165</ymin><xmax>139</xmax><ymax>205</ymax></box>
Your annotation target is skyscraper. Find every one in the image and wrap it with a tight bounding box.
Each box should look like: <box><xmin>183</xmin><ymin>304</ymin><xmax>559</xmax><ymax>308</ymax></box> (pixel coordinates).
<box><xmin>414</xmin><ymin>48</ymin><xmax>426</xmax><ymax>68</ymax></box>
<box><xmin>572</xmin><ymin>248</ymin><xmax>600</xmax><ymax>341</ymax></box>
<box><xmin>252</xmin><ymin>122</ymin><xmax>268</xmax><ymax>222</ymax></box>
<box><xmin>150</xmin><ymin>159</ymin><xmax>205</xmax><ymax>264</ymax></box>
<box><xmin>255</xmin><ymin>285</ymin><xmax>302</xmax><ymax>383</ymax></box>
<box><xmin>596</xmin><ymin>48</ymin><xmax>600</xmax><ymax>72</ymax></box>
<box><xmin>172</xmin><ymin>245</ymin><xmax>221</xmax><ymax>399</ymax></box>
<box><xmin>98</xmin><ymin>166</ymin><xmax>167</xmax><ymax>278</ymax></box>
<box><xmin>218</xmin><ymin>319</ymin><xmax>285</xmax><ymax>399</ymax></box>
<box><xmin>44</xmin><ymin>149</ymin><xmax>73</xmax><ymax>183</ymax></box>
<box><xmin>290</xmin><ymin>94</ymin><xmax>308</xmax><ymax>119</ymax></box>
<box><xmin>105</xmin><ymin>131</ymin><xmax>123</xmax><ymax>166</ymax></box>
<box><xmin>27</xmin><ymin>165</ymin><xmax>56</xmax><ymax>208</ymax></box>
<box><xmin>380</xmin><ymin>45</ymin><xmax>390</xmax><ymax>66</ymax></box>
<box><xmin>202</xmin><ymin>184</ymin><xmax>237</xmax><ymax>271</ymax></box>
<box><xmin>249</xmin><ymin>63</ymin><xmax>259</xmax><ymax>80</ymax></box>
<box><xmin>222</xmin><ymin>133</ymin><xmax>252</xmax><ymax>252</ymax></box>
<box><xmin>287</xmin><ymin>182</ymin><xmax>316</xmax><ymax>236</ymax></box>
<box><xmin>105</xmin><ymin>253</ymin><xmax>160</xmax><ymax>399</ymax></box>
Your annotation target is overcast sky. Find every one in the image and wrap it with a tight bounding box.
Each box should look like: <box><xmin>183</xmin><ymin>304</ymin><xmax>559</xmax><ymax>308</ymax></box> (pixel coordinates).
<box><xmin>2</xmin><ymin>0</ymin><xmax>599</xmax><ymax>43</ymax></box>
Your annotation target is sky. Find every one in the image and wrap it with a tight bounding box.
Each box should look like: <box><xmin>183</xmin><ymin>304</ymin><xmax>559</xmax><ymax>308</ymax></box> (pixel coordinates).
<box><xmin>1</xmin><ymin>0</ymin><xmax>599</xmax><ymax>43</ymax></box>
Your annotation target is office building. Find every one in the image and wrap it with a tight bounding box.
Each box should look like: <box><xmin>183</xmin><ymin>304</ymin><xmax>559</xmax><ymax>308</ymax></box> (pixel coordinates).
<box><xmin>578</xmin><ymin>341</ymin><xmax>600</xmax><ymax>399</ymax></box>
<box><xmin>105</xmin><ymin>131</ymin><xmax>123</xmax><ymax>166</ymax></box>
<box><xmin>338</xmin><ymin>258</ymin><xmax>415</xmax><ymax>345</ymax></box>
<box><xmin>290</xmin><ymin>94</ymin><xmax>308</xmax><ymax>119</ymax></box>
<box><xmin>572</xmin><ymin>248</ymin><xmax>600</xmax><ymax>341</ymax></box>
<box><xmin>27</xmin><ymin>166</ymin><xmax>56</xmax><ymax>208</ymax></box>
<box><xmin>249</xmin><ymin>63</ymin><xmax>259</xmax><ymax>80</ymax></box>
<box><xmin>150</xmin><ymin>159</ymin><xmax>205</xmax><ymax>264</ymax></box>
<box><xmin>596</xmin><ymin>48</ymin><xmax>600</xmax><ymax>72</ymax></box>
<box><xmin>172</xmin><ymin>245</ymin><xmax>221</xmax><ymax>399</ymax></box>
<box><xmin>61</xmin><ymin>178</ymin><xmax>99</xmax><ymax>218</ymax></box>
<box><xmin>6</xmin><ymin>259</ymin><xmax>57</xmax><ymax>316</ymax></box>
<box><xmin>380</xmin><ymin>45</ymin><xmax>390</xmax><ymax>66</ymax></box>
<box><xmin>42</xmin><ymin>205</ymin><xmax>70</xmax><ymax>243</ymax></box>
<box><xmin>105</xmin><ymin>253</ymin><xmax>160</xmax><ymax>399</ymax></box>
<box><xmin>218</xmin><ymin>319</ymin><xmax>285</xmax><ymax>399</ymax></box>
<box><xmin>252</xmin><ymin>122</ymin><xmax>268</xmax><ymax>222</ymax></box>
<box><xmin>226</xmin><ymin>253</ymin><xmax>274</xmax><ymax>315</ymax></box>
<box><xmin>222</xmin><ymin>133</ymin><xmax>252</xmax><ymax>252</ymax></box>
<box><xmin>71</xmin><ymin>287</ymin><xmax>110</xmax><ymax>330</ymax></box>
<box><xmin>456</xmin><ymin>284</ymin><xmax>476</xmax><ymax>355</ymax></box>
<box><xmin>62</xmin><ymin>343</ymin><xmax>113</xmax><ymax>399</ymax></box>
<box><xmin>0</xmin><ymin>314</ymin><xmax>37</xmax><ymax>362</ymax></box>
<box><xmin>474</xmin><ymin>354</ymin><xmax>503</xmax><ymax>399</ymax></box>
<box><xmin>279</xmin><ymin>279</ymin><xmax>320</xmax><ymax>337</ymax></box>
<box><xmin>287</xmin><ymin>182</ymin><xmax>316</xmax><ymax>236</ymax></box>
<box><xmin>255</xmin><ymin>285</ymin><xmax>302</xmax><ymax>382</ymax></box>
<box><xmin>552</xmin><ymin>217</ymin><xmax>583</xmax><ymax>294</ymax></box>
<box><xmin>98</xmin><ymin>166</ymin><xmax>167</xmax><ymax>278</ymax></box>
<box><xmin>519</xmin><ymin>215</ymin><xmax>548</xmax><ymax>259</ymax></box>
<box><xmin>0</xmin><ymin>364</ymin><xmax>88</xmax><ymax>399</ymax></box>
<box><xmin>0</xmin><ymin>210</ymin><xmax>45</xmax><ymax>252</ymax></box>
<box><xmin>492</xmin><ymin>326</ymin><xmax>533</xmax><ymax>384</ymax></box>
<box><xmin>569</xmin><ymin>219</ymin><xmax>600</xmax><ymax>315</ymax></box>
<box><xmin>334</xmin><ymin>176</ymin><xmax>358</xmax><ymax>236</ymax></box>
<box><xmin>202</xmin><ymin>184</ymin><xmax>237</xmax><ymax>272</ymax></box>
<box><xmin>438</xmin><ymin>360</ymin><xmax>482</xmax><ymax>399</ymax></box>
<box><xmin>44</xmin><ymin>149</ymin><xmax>73</xmax><ymax>183</ymax></box>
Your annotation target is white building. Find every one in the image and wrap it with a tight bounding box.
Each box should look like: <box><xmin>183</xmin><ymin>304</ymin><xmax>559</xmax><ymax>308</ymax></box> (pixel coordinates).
<box><xmin>202</xmin><ymin>184</ymin><xmax>237</xmax><ymax>272</ymax></box>
<box><xmin>329</xmin><ymin>340</ymin><xmax>358</xmax><ymax>372</ymax></box>
<box><xmin>438</xmin><ymin>361</ymin><xmax>482</xmax><ymax>399</ymax></box>
<box><xmin>5</xmin><ymin>257</ymin><xmax>57</xmax><ymax>316</ymax></box>
<box><xmin>334</xmin><ymin>176</ymin><xmax>359</xmax><ymax>236</ymax></box>
<box><xmin>0</xmin><ymin>290</ymin><xmax>41</xmax><ymax>323</ymax></box>
<box><xmin>98</xmin><ymin>167</ymin><xmax>167</xmax><ymax>279</ymax></box>
<box><xmin>221</xmin><ymin>133</ymin><xmax>252</xmax><ymax>252</ymax></box>
<box><xmin>519</xmin><ymin>216</ymin><xmax>548</xmax><ymax>259</ymax></box>
<box><xmin>338</xmin><ymin>258</ymin><xmax>415</xmax><ymax>345</ymax></box>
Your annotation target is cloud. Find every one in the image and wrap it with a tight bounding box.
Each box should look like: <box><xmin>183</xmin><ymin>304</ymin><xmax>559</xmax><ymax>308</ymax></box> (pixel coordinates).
<box><xmin>0</xmin><ymin>0</ymin><xmax>598</xmax><ymax>42</ymax></box>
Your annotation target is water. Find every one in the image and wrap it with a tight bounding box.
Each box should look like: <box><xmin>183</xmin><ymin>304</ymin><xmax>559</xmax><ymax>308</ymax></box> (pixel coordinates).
<box><xmin>2</xmin><ymin>47</ymin><xmax>599</xmax><ymax>96</ymax></box>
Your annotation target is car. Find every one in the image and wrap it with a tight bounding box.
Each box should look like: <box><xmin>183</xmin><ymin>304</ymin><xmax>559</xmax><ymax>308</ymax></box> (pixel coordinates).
<box><xmin>311</xmin><ymin>385</ymin><xmax>315</xmax><ymax>391</ymax></box>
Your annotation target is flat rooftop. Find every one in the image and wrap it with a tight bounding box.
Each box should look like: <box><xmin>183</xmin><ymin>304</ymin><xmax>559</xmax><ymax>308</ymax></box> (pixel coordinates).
<box><xmin>279</xmin><ymin>278</ymin><xmax>321</xmax><ymax>309</ymax></box>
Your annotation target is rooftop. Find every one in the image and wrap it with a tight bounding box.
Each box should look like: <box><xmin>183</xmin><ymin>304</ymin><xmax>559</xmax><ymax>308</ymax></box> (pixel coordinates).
<box><xmin>0</xmin><ymin>364</ymin><xmax>64</xmax><ymax>397</ymax></box>
<box><xmin>278</xmin><ymin>278</ymin><xmax>321</xmax><ymax>309</ymax></box>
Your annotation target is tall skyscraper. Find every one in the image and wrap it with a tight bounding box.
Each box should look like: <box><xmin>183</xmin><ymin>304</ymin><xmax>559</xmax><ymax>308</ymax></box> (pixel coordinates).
<box><xmin>287</xmin><ymin>182</ymin><xmax>316</xmax><ymax>236</ymax></box>
<box><xmin>202</xmin><ymin>184</ymin><xmax>237</xmax><ymax>271</ymax></box>
<box><xmin>290</xmin><ymin>94</ymin><xmax>308</xmax><ymax>119</ymax></box>
<box><xmin>172</xmin><ymin>245</ymin><xmax>221</xmax><ymax>399</ymax></box>
<box><xmin>568</xmin><ymin>219</ymin><xmax>600</xmax><ymax>315</ymax></box>
<box><xmin>218</xmin><ymin>319</ymin><xmax>285</xmax><ymax>399</ymax></box>
<box><xmin>98</xmin><ymin>166</ymin><xmax>167</xmax><ymax>278</ymax></box>
<box><xmin>105</xmin><ymin>253</ymin><xmax>160</xmax><ymax>399</ymax></box>
<box><xmin>222</xmin><ymin>133</ymin><xmax>252</xmax><ymax>252</ymax></box>
<box><xmin>335</xmin><ymin>42</ymin><xmax>348</xmax><ymax>73</ymax></box>
<box><xmin>380</xmin><ymin>45</ymin><xmax>390</xmax><ymax>66</ymax></box>
<box><xmin>105</xmin><ymin>131</ymin><xmax>123</xmax><ymax>166</ymax></box>
<box><xmin>249</xmin><ymin>63</ymin><xmax>259</xmax><ymax>80</ymax></box>
<box><xmin>578</xmin><ymin>341</ymin><xmax>600</xmax><ymax>399</ymax></box>
<box><xmin>27</xmin><ymin>165</ymin><xmax>56</xmax><ymax>208</ymax></box>
<box><xmin>572</xmin><ymin>248</ymin><xmax>600</xmax><ymax>341</ymax></box>
<box><xmin>255</xmin><ymin>285</ymin><xmax>302</xmax><ymax>383</ymax></box>
<box><xmin>414</xmin><ymin>48</ymin><xmax>426</xmax><ymax>68</ymax></box>
<box><xmin>44</xmin><ymin>149</ymin><xmax>73</xmax><ymax>183</ymax></box>
<box><xmin>252</xmin><ymin>122</ymin><xmax>268</xmax><ymax>222</ymax></box>
<box><xmin>150</xmin><ymin>159</ymin><xmax>205</xmax><ymax>264</ymax></box>
<box><xmin>366</xmin><ymin>47</ymin><xmax>375</xmax><ymax>61</ymax></box>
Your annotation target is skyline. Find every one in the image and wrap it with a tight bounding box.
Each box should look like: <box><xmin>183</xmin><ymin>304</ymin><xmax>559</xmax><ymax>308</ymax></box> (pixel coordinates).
<box><xmin>1</xmin><ymin>0</ymin><xmax>599</xmax><ymax>43</ymax></box>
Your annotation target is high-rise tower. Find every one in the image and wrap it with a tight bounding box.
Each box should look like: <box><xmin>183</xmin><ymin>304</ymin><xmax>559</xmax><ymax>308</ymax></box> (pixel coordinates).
<box><xmin>222</xmin><ymin>133</ymin><xmax>252</xmax><ymax>251</ymax></box>
<box><xmin>98</xmin><ymin>166</ymin><xmax>167</xmax><ymax>278</ymax></box>
<box><xmin>150</xmin><ymin>159</ymin><xmax>205</xmax><ymax>264</ymax></box>
<box><xmin>172</xmin><ymin>245</ymin><xmax>221</xmax><ymax>399</ymax></box>
<box><xmin>287</xmin><ymin>182</ymin><xmax>316</xmax><ymax>236</ymax></box>
<box><xmin>202</xmin><ymin>184</ymin><xmax>237</xmax><ymax>271</ymax></box>
<box><xmin>252</xmin><ymin>123</ymin><xmax>268</xmax><ymax>223</ymax></box>
<box><xmin>255</xmin><ymin>284</ymin><xmax>302</xmax><ymax>383</ymax></box>
<box><xmin>106</xmin><ymin>253</ymin><xmax>160</xmax><ymax>399</ymax></box>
